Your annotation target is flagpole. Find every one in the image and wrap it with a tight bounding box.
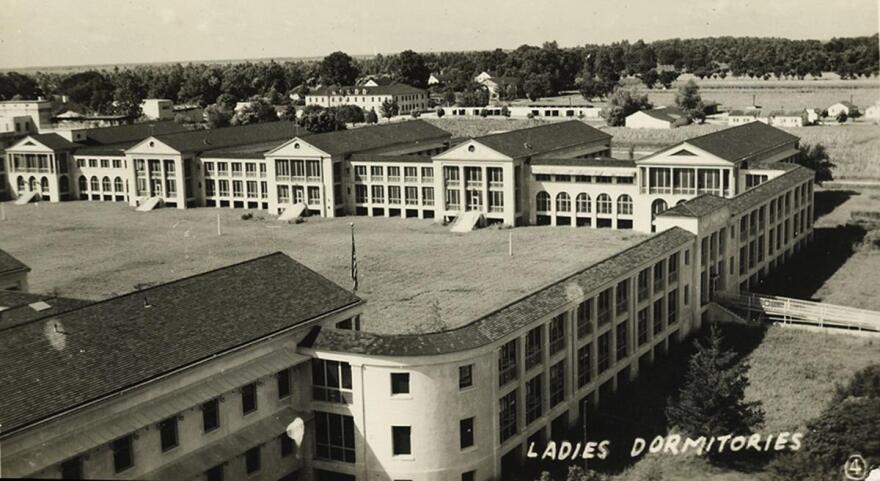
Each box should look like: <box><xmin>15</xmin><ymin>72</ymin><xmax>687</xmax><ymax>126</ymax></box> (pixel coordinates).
<box><xmin>508</xmin><ymin>230</ymin><xmax>513</xmax><ymax>257</ymax></box>
<box><xmin>350</xmin><ymin>223</ymin><xmax>358</xmax><ymax>292</ymax></box>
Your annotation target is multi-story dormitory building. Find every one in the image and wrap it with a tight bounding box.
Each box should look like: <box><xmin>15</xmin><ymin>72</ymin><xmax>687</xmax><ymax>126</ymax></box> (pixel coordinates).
<box><xmin>0</xmin><ymin>144</ymin><xmax>815</xmax><ymax>481</ymax></box>
<box><xmin>3</xmin><ymin>118</ymin><xmax>804</xmax><ymax>234</ymax></box>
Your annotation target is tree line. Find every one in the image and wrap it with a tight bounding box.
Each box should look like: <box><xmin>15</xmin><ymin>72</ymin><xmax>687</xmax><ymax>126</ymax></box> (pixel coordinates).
<box><xmin>0</xmin><ymin>35</ymin><xmax>875</xmax><ymax>117</ymax></box>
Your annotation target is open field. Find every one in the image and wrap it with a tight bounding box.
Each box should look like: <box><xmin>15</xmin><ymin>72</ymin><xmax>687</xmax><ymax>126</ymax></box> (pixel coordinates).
<box><xmin>0</xmin><ymin>201</ymin><xmax>643</xmax><ymax>335</ymax></box>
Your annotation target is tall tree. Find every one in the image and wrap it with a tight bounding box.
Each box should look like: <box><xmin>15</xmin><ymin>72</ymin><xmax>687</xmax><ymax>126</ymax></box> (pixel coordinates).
<box><xmin>320</xmin><ymin>51</ymin><xmax>361</xmax><ymax>86</ymax></box>
<box><xmin>602</xmin><ymin>87</ymin><xmax>653</xmax><ymax>126</ymax></box>
<box><xmin>674</xmin><ymin>79</ymin><xmax>706</xmax><ymax>123</ymax></box>
<box><xmin>797</xmin><ymin>143</ymin><xmax>835</xmax><ymax>184</ymax></box>
<box><xmin>666</xmin><ymin>324</ymin><xmax>765</xmax><ymax>458</ymax></box>
<box><xmin>113</xmin><ymin>71</ymin><xmax>147</xmax><ymax>119</ymax></box>
<box><xmin>231</xmin><ymin>98</ymin><xmax>277</xmax><ymax>125</ymax></box>
<box><xmin>379</xmin><ymin>98</ymin><xmax>400</xmax><ymax>120</ymax></box>
<box><xmin>394</xmin><ymin>50</ymin><xmax>430</xmax><ymax>88</ymax></box>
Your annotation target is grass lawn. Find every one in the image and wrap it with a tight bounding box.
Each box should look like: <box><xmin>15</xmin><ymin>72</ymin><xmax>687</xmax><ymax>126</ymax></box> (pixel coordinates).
<box><xmin>0</xmin><ymin>200</ymin><xmax>644</xmax><ymax>335</ymax></box>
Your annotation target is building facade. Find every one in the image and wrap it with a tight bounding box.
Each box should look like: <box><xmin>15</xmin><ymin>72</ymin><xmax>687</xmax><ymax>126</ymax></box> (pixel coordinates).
<box><xmin>305</xmin><ymin>84</ymin><xmax>429</xmax><ymax>116</ymax></box>
<box><xmin>4</xmin><ymin>120</ymin><xmax>806</xmax><ymax>236</ymax></box>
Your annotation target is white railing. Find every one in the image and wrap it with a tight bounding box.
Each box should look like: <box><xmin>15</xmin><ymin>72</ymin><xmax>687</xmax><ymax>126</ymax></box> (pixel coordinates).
<box><xmin>715</xmin><ymin>291</ymin><xmax>880</xmax><ymax>333</ymax></box>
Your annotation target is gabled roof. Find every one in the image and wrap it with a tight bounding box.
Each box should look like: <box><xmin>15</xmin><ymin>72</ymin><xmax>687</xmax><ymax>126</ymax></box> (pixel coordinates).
<box><xmin>0</xmin><ymin>253</ymin><xmax>361</xmax><ymax>435</ymax></box>
<box><xmin>0</xmin><ymin>248</ymin><xmax>29</xmax><ymax>275</ymax></box>
<box><xmin>684</xmin><ymin>122</ymin><xmax>799</xmax><ymax>164</ymax></box>
<box><xmin>304</xmin><ymin>227</ymin><xmax>694</xmax><ymax>356</ymax></box>
<box><xmin>473</xmin><ymin>121</ymin><xmax>611</xmax><ymax>159</ymax></box>
<box><xmin>636</xmin><ymin>107</ymin><xmax>685</xmax><ymax>123</ymax></box>
<box><xmin>295</xmin><ymin>120</ymin><xmax>450</xmax><ymax>157</ymax></box>
<box><xmin>13</xmin><ymin>133</ymin><xmax>77</xmax><ymax>151</ymax></box>
<box><xmin>145</xmin><ymin>121</ymin><xmax>305</xmax><ymax>155</ymax></box>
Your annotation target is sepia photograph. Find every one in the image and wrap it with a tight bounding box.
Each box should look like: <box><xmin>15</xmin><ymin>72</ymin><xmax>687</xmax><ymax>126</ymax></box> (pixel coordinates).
<box><xmin>0</xmin><ymin>1</ymin><xmax>878</xmax><ymax>480</ymax></box>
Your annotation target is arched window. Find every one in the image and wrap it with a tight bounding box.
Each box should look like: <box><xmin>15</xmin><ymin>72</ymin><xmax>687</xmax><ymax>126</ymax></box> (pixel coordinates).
<box><xmin>79</xmin><ymin>176</ymin><xmax>87</xmax><ymax>192</ymax></box>
<box><xmin>536</xmin><ymin>191</ymin><xmax>550</xmax><ymax>212</ymax></box>
<box><xmin>40</xmin><ymin>177</ymin><xmax>49</xmax><ymax>193</ymax></box>
<box><xmin>90</xmin><ymin>176</ymin><xmax>100</xmax><ymax>191</ymax></box>
<box><xmin>29</xmin><ymin>177</ymin><xmax>37</xmax><ymax>191</ymax></box>
<box><xmin>114</xmin><ymin>177</ymin><xmax>124</xmax><ymax>192</ymax></box>
<box><xmin>617</xmin><ymin>194</ymin><xmax>633</xmax><ymax>215</ymax></box>
<box><xmin>17</xmin><ymin>176</ymin><xmax>25</xmax><ymax>191</ymax></box>
<box><xmin>102</xmin><ymin>177</ymin><xmax>111</xmax><ymax>192</ymax></box>
<box><xmin>576</xmin><ymin>193</ymin><xmax>591</xmax><ymax>213</ymax></box>
<box><xmin>59</xmin><ymin>176</ymin><xmax>69</xmax><ymax>192</ymax></box>
<box><xmin>597</xmin><ymin>194</ymin><xmax>612</xmax><ymax>214</ymax></box>
<box><xmin>652</xmin><ymin>199</ymin><xmax>668</xmax><ymax>217</ymax></box>
<box><xmin>556</xmin><ymin>192</ymin><xmax>571</xmax><ymax>212</ymax></box>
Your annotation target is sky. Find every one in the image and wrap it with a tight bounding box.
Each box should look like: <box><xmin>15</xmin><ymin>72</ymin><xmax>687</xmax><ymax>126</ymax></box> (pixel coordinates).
<box><xmin>0</xmin><ymin>0</ymin><xmax>877</xmax><ymax>69</ymax></box>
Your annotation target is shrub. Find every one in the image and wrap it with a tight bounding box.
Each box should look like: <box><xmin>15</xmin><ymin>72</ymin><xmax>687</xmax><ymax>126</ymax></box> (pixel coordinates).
<box><xmin>241</xmin><ymin>212</ymin><xmax>253</xmax><ymax>220</ymax></box>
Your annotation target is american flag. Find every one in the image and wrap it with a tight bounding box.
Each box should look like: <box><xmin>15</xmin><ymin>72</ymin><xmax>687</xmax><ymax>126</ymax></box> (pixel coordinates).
<box><xmin>350</xmin><ymin>223</ymin><xmax>358</xmax><ymax>292</ymax></box>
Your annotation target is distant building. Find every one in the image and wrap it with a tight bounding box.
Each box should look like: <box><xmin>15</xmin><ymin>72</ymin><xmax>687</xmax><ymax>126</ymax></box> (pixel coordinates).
<box><xmin>0</xmin><ymin>248</ymin><xmax>30</xmax><ymax>291</ymax></box>
<box><xmin>305</xmin><ymin>84</ymin><xmax>429</xmax><ymax>116</ymax></box>
<box><xmin>827</xmin><ymin>101</ymin><xmax>859</xmax><ymax>118</ymax></box>
<box><xmin>728</xmin><ymin>109</ymin><xmax>807</xmax><ymax>127</ymax></box>
<box><xmin>474</xmin><ymin>71</ymin><xmax>494</xmax><ymax>83</ymax></box>
<box><xmin>0</xmin><ymin>99</ymin><xmax>52</xmax><ymax>136</ymax></box>
<box><xmin>625</xmin><ymin>107</ymin><xmax>686</xmax><ymax>129</ymax></box>
<box><xmin>357</xmin><ymin>76</ymin><xmax>394</xmax><ymax>87</ymax></box>
<box><xmin>480</xmin><ymin>76</ymin><xmax>520</xmax><ymax>101</ymax></box>
<box><xmin>140</xmin><ymin>99</ymin><xmax>174</xmax><ymax>120</ymax></box>
<box><xmin>172</xmin><ymin>104</ymin><xmax>204</xmax><ymax>123</ymax></box>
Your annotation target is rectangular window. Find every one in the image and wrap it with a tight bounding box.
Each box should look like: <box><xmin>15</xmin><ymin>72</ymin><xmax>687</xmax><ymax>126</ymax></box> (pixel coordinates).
<box><xmin>637</xmin><ymin>308</ymin><xmax>649</xmax><ymax>346</ymax></box>
<box><xmin>577</xmin><ymin>343</ymin><xmax>592</xmax><ymax>387</ymax></box>
<box><xmin>499</xmin><ymin>390</ymin><xmax>518</xmax><ymax>442</ymax></box>
<box><xmin>242</xmin><ymin>383</ymin><xmax>257</xmax><ymax>414</ymax></box>
<box><xmin>292</xmin><ymin>160</ymin><xmax>305</xmax><ymax>179</ymax></box>
<box><xmin>653</xmin><ymin>298</ymin><xmax>664</xmax><ymax>335</ymax></box>
<box><xmin>392</xmin><ymin>426</ymin><xmax>412</xmax><ymax>455</ymax></box>
<box><xmin>308</xmin><ymin>186</ymin><xmax>321</xmax><ymax>205</ymax></box>
<box><xmin>306</xmin><ymin>160</ymin><xmax>321</xmax><ymax>180</ymax></box>
<box><xmin>498</xmin><ymin>339</ymin><xmax>518</xmax><ymax>386</ymax></box>
<box><xmin>391</xmin><ymin>372</ymin><xmax>410</xmax><ymax>395</ymax></box>
<box><xmin>525</xmin><ymin>375</ymin><xmax>543</xmax><ymax>424</ymax></box>
<box><xmin>616</xmin><ymin>322</ymin><xmax>628</xmax><ymax>360</ymax></box>
<box><xmin>218</xmin><ymin>180</ymin><xmax>229</xmax><ymax>196</ymax></box>
<box><xmin>422</xmin><ymin>187</ymin><xmax>434</xmax><ymax>206</ymax></box>
<box><xmin>277</xmin><ymin>368</ymin><xmax>292</xmax><ymax>399</ymax></box>
<box><xmin>315</xmin><ymin>411</ymin><xmax>356</xmax><ymax>463</ymax></box>
<box><xmin>577</xmin><ymin>300</ymin><xmax>592</xmax><ymax>338</ymax></box>
<box><xmin>525</xmin><ymin>325</ymin><xmax>543</xmax><ymax>370</ymax></box>
<box><xmin>405</xmin><ymin>186</ymin><xmax>419</xmax><ymax>205</ymax></box>
<box><xmin>549</xmin><ymin>314</ymin><xmax>565</xmax><ymax>355</ymax></box>
<box><xmin>388</xmin><ymin>185</ymin><xmax>401</xmax><ymax>204</ymax></box>
<box><xmin>371</xmin><ymin>165</ymin><xmax>384</xmax><ymax>181</ymax></box>
<box><xmin>459</xmin><ymin>365</ymin><xmax>473</xmax><ymax>389</ymax></box>
<box><xmin>354</xmin><ymin>165</ymin><xmax>367</xmax><ymax>181</ymax></box>
<box><xmin>159</xmin><ymin>416</ymin><xmax>179</xmax><ymax>452</ymax></box>
<box><xmin>421</xmin><ymin>167</ymin><xmax>434</xmax><ymax>181</ymax></box>
<box><xmin>61</xmin><ymin>456</ymin><xmax>83</xmax><ymax>479</ymax></box>
<box><xmin>281</xmin><ymin>434</ymin><xmax>294</xmax><ymax>457</ymax></box>
<box><xmin>202</xmin><ymin>398</ymin><xmax>220</xmax><ymax>432</ymax></box>
<box><xmin>549</xmin><ymin>361</ymin><xmax>565</xmax><ymax>407</ymax></box>
<box><xmin>653</xmin><ymin>260</ymin><xmax>665</xmax><ymax>292</ymax></box>
<box><xmin>276</xmin><ymin>159</ymin><xmax>291</xmax><ymax>178</ymax></box>
<box><xmin>597</xmin><ymin>332</ymin><xmax>610</xmax><ymax>373</ymax></box>
<box><xmin>668</xmin><ymin>290</ymin><xmax>678</xmax><ymax>325</ymax></box>
<box><xmin>616</xmin><ymin>280</ymin><xmax>628</xmax><ymax>315</ymax></box>
<box><xmin>355</xmin><ymin>185</ymin><xmax>368</xmax><ymax>203</ymax></box>
<box><xmin>245</xmin><ymin>446</ymin><xmax>261</xmax><ymax>474</ymax></box>
<box><xmin>371</xmin><ymin>185</ymin><xmax>384</xmax><ymax>203</ymax></box>
<box><xmin>597</xmin><ymin>289</ymin><xmax>612</xmax><ymax>326</ymax></box>
<box><xmin>460</xmin><ymin>417</ymin><xmax>475</xmax><ymax>449</ymax></box>
<box><xmin>387</xmin><ymin>166</ymin><xmax>401</xmax><ymax>182</ymax></box>
<box><xmin>312</xmin><ymin>359</ymin><xmax>353</xmax><ymax>404</ymax></box>
<box><xmin>111</xmin><ymin>435</ymin><xmax>134</xmax><ymax>473</ymax></box>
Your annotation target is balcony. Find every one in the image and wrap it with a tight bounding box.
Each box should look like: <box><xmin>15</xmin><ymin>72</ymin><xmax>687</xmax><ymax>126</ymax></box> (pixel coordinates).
<box><xmin>372</xmin><ymin>175</ymin><xmax>384</xmax><ymax>182</ymax></box>
<box><xmin>422</xmin><ymin>176</ymin><xmax>434</xmax><ymax>183</ymax></box>
<box><xmin>404</xmin><ymin>176</ymin><xmax>418</xmax><ymax>183</ymax></box>
<box><xmin>445</xmin><ymin>179</ymin><xmax>460</xmax><ymax>187</ymax></box>
<box><xmin>489</xmin><ymin>181</ymin><xmax>504</xmax><ymax>189</ymax></box>
<box><xmin>387</xmin><ymin>176</ymin><xmax>400</xmax><ymax>183</ymax></box>
<box><xmin>465</xmin><ymin>181</ymin><xmax>483</xmax><ymax>189</ymax></box>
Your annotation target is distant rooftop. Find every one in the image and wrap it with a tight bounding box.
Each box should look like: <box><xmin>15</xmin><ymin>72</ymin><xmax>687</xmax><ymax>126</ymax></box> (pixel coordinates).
<box><xmin>684</xmin><ymin>121</ymin><xmax>799</xmax><ymax>164</ymax></box>
<box><xmin>296</xmin><ymin>119</ymin><xmax>450</xmax><ymax>156</ymax></box>
<box><xmin>310</xmin><ymin>83</ymin><xmax>427</xmax><ymax>96</ymax></box>
<box><xmin>473</xmin><ymin>120</ymin><xmax>611</xmax><ymax>159</ymax></box>
<box><xmin>0</xmin><ymin>248</ymin><xmax>30</xmax><ymax>276</ymax></box>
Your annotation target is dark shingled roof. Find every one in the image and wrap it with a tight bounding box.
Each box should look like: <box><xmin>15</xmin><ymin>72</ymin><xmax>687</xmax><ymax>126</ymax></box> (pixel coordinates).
<box><xmin>348</xmin><ymin>153</ymin><xmax>434</xmax><ymax>164</ymax></box>
<box><xmin>474</xmin><ymin>121</ymin><xmax>611</xmax><ymax>159</ymax></box>
<box><xmin>659</xmin><ymin>193</ymin><xmax>730</xmax><ymax>218</ymax></box>
<box><xmin>728</xmin><ymin>165</ymin><xmax>815</xmax><ymax>215</ymax></box>
<box><xmin>152</xmin><ymin>121</ymin><xmax>306</xmax><ymax>155</ymax></box>
<box><xmin>0</xmin><ymin>253</ymin><xmax>361</xmax><ymax>435</ymax></box>
<box><xmin>659</xmin><ymin>165</ymin><xmax>815</xmax><ymax>219</ymax></box>
<box><xmin>0</xmin><ymin>248</ymin><xmax>29</xmax><ymax>275</ymax></box>
<box><xmin>19</xmin><ymin>133</ymin><xmax>77</xmax><ymax>151</ymax></box>
<box><xmin>530</xmin><ymin>157</ymin><xmax>636</xmax><ymax>168</ymax></box>
<box><xmin>305</xmin><ymin>227</ymin><xmax>694</xmax><ymax>357</ymax></box>
<box><xmin>300</xmin><ymin>120</ymin><xmax>450</xmax><ymax>157</ymax></box>
<box><xmin>685</xmin><ymin>122</ymin><xmax>799</xmax><ymax>164</ymax></box>
<box><xmin>80</xmin><ymin>121</ymin><xmax>188</xmax><ymax>146</ymax></box>
<box><xmin>0</xmin><ymin>292</ymin><xmax>92</xmax><ymax>332</ymax></box>
<box><xmin>638</xmin><ymin>107</ymin><xmax>685</xmax><ymax>123</ymax></box>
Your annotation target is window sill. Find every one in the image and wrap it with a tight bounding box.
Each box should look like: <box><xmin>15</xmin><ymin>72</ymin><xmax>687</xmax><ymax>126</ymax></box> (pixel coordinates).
<box><xmin>390</xmin><ymin>394</ymin><xmax>413</xmax><ymax>400</ymax></box>
<box><xmin>392</xmin><ymin>454</ymin><xmax>416</xmax><ymax>461</ymax></box>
